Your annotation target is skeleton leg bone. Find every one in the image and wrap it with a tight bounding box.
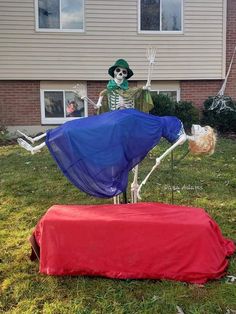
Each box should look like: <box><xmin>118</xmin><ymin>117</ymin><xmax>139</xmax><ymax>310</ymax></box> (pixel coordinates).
<box><xmin>17</xmin><ymin>138</ymin><xmax>46</xmax><ymax>154</ymax></box>
<box><xmin>17</xmin><ymin>130</ymin><xmax>46</xmax><ymax>144</ymax></box>
<box><xmin>131</xmin><ymin>165</ymin><xmax>139</xmax><ymax>203</ymax></box>
<box><xmin>113</xmin><ymin>195</ymin><xmax>120</xmax><ymax>204</ymax></box>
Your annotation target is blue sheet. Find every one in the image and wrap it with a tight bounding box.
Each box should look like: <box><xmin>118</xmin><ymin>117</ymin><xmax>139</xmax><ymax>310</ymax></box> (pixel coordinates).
<box><xmin>46</xmin><ymin>109</ymin><xmax>183</xmax><ymax>198</ymax></box>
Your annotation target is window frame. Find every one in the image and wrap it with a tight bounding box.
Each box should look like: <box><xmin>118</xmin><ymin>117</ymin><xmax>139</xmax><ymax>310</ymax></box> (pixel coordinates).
<box><xmin>151</xmin><ymin>89</ymin><xmax>180</xmax><ymax>102</ymax></box>
<box><xmin>40</xmin><ymin>89</ymin><xmax>88</xmax><ymax>125</ymax></box>
<box><xmin>35</xmin><ymin>0</ymin><xmax>85</xmax><ymax>32</ymax></box>
<box><xmin>138</xmin><ymin>0</ymin><xmax>184</xmax><ymax>34</ymax></box>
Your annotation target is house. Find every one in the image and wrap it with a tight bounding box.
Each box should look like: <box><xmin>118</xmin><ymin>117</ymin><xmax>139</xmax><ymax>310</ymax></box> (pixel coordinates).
<box><xmin>0</xmin><ymin>0</ymin><xmax>235</xmax><ymax>135</ymax></box>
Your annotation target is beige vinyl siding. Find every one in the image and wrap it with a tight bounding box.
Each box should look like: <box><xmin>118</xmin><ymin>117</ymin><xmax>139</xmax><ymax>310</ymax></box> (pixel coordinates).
<box><xmin>0</xmin><ymin>0</ymin><xmax>226</xmax><ymax>80</ymax></box>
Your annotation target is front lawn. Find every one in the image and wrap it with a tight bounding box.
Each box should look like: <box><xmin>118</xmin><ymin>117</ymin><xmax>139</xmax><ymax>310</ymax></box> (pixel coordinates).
<box><xmin>0</xmin><ymin>138</ymin><xmax>235</xmax><ymax>314</ymax></box>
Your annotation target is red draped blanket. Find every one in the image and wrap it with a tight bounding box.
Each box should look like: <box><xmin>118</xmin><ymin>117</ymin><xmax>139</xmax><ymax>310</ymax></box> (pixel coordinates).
<box><xmin>32</xmin><ymin>202</ymin><xmax>235</xmax><ymax>284</ymax></box>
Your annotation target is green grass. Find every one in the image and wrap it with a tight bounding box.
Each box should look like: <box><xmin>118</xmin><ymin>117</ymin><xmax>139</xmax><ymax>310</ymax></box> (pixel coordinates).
<box><xmin>0</xmin><ymin>138</ymin><xmax>235</xmax><ymax>314</ymax></box>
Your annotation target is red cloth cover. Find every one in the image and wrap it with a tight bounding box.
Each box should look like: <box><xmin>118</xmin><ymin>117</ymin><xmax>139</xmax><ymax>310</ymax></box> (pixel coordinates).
<box><xmin>34</xmin><ymin>202</ymin><xmax>235</xmax><ymax>283</ymax></box>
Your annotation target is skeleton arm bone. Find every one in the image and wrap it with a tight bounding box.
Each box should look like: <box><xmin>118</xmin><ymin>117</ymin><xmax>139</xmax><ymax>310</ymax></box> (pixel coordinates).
<box><xmin>145</xmin><ymin>47</ymin><xmax>157</xmax><ymax>89</ymax></box>
<box><xmin>95</xmin><ymin>89</ymin><xmax>107</xmax><ymax>108</ymax></box>
<box><xmin>137</xmin><ymin>134</ymin><xmax>187</xmax><ymax>200</ymax></box>
<box><xmin>142</xmin><ymin>61</ymin><xmax>154</xmax><ymax>90</ymax></box>
<box><xmin>95</xmin><ymin>95</ymin><xmax>103</xmax><ymax>109</ymax></box>
<box><xmin>80</xmin><ymin>96</ymin><xmax>97</xmax><ymax>108</ymax></box>
<box><xmin>145</xmin><ymin>62</ymin><xmax>154</xmax><ymax>90</ymax></box>
<box><xmin>82</xmin><ymin>89</ymin><xmax>106</xmax><ymax>110</ymax></box>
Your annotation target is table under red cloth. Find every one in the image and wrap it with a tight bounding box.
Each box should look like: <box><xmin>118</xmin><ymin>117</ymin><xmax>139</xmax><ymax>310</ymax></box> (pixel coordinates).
<box><xmin>33</xmin><ymin>202</ymin><xmax>235</xmax><ymax>284</ymax></box>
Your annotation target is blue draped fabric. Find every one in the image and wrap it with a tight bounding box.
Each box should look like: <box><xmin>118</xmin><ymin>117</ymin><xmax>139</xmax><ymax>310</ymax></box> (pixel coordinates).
<box><xmin>46</xmin><ymin>109</ymin><xmax>183</xmax><ymax>198</ymax></box>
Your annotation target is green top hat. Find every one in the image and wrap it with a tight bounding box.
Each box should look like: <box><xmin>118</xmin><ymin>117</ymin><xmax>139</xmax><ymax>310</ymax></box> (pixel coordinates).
<box><xmin>108</xmin><ymin>59</ymin><xmax>134</xmax><ymax>79</ymax></box>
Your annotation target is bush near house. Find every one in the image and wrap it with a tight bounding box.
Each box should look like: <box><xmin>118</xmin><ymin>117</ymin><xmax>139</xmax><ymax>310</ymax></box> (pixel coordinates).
<box><xmin>0</xmin><ymin>125</ymin><xmax>18</xmax><ymax>145</ymax></box>
<box><xmin>0</xmin><ymin>125</ymin><xmax>13</xmax><ymax>145</ymax></box>
<box><xmin>201</xmin><ymin>97</ymin><xmax>236</xmax><ymax>133</ymax></box>
<box><xmin>150</xmin><ymin>94</ymin><xmax>200</xmax><ymax>131</ymax></box>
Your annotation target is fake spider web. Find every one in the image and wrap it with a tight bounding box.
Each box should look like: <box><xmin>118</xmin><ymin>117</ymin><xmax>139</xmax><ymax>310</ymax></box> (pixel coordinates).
<box><xmin>208</xmin><ymin>46</ymin><xmax>236</xmax><ymax>113</ymax></box>
<box><xmin>208</xmin><ymin>94</ymin><xmax>236</xmax><ymax>113</ymax></box>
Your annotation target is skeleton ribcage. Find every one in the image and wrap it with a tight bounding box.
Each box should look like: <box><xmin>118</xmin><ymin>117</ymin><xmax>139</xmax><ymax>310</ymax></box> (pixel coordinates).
<box><xmin>108</xmin><ymin>91</ymin><xmax>134</xmax><ymax>111</ymax></box>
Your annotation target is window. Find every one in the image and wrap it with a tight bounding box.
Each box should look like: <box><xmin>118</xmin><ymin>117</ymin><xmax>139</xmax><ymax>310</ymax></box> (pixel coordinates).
<box><xmin>139</xmin><ymin>0</ymin><xmax>183</xmax><ymax>32</ymax></box>
<box><xmin>151</xmin><ymin>89</ymin><xmax>180</xmax><ymax>101</ymax></box>
<box><xmin>41</xmin><ymin>90</ymin><xmax>87</xmax><ymax>124</ymax></box>
<box><xmin>36</xmin><ymin>0</ymin><xmax>84</xmax><ymax>31</ymax></box>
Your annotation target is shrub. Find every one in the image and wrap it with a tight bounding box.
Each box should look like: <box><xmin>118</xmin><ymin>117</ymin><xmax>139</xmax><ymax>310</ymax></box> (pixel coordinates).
<box><xmin>150</xmin><ymin>93</ymin><xmax>175</xmax><ymax>116</ymax></box>
<box><xmin>201</xmin><ymin>96</ymin><xmax>236</xmax><ymax>133</ymax></box>
<box><xmin>150</xmin><ymin>94</ymin><xmax>200</xmax><ymax>130</ymax></box>
<box><xmin>0</xmin><ymin>125</ymin><xmax>17</xmax><ymax>145</ymax></box>
<box><xmin>175</xmin><ymin>101</ymin><xmax>199</xmax><ymax>130</ymax></box>
<box><xmin>0</xmin><ymin>125</ymin><xmax>10</xmax><ymax>144</ymax></box>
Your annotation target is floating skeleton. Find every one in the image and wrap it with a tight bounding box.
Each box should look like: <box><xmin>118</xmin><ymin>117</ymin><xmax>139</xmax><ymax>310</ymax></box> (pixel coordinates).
<box><xmin>17</xmin><ymin>112</ymin><xmax>216</xmax><ymax>203</ymax></box>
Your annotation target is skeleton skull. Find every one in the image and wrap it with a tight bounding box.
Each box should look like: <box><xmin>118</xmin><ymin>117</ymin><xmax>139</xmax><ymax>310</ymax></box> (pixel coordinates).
<box><xmin>191</xmin><ymin>124</ymin><xmax>209</xmax><ymax>137</ymax></box>
<box><xmin>114</xmin><ymin>67</ymin><xmax>128</xmax><ymax>85</ymax></box>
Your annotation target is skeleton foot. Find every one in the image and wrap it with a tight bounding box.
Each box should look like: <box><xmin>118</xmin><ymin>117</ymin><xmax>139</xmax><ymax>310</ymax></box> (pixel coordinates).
<box><xmin>17</xmin><ymin>138</ymin><xmax>45</xmax><ymax>154</ymax></box>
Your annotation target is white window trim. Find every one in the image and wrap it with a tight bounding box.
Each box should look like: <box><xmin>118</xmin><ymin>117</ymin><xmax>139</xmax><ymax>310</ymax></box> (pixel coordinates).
<box><xmin>40</xmin><ymin>89</ymin><xmax>88</xmax><ymax>125</ymax></box>
<box><xmin>151</xmin><ymin>89</ymin><xmax>181</xmax><ymax>101</ymax></box>
<box><xmin>138</xmin><ymin>0</ymin><xmax>184</xmax><ymax>34</ymax></box>
<box><xmin>35</xmin><ymin>0</ymin><xmax>85</xmax><ymax>32</ymax></box>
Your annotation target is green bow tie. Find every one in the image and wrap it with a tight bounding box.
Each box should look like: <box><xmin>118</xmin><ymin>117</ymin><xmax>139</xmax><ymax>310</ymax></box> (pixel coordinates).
<box><xmin>107</xmin><ymin>79</ymin><xmax>129</xmax><ymax>91</ymax></box>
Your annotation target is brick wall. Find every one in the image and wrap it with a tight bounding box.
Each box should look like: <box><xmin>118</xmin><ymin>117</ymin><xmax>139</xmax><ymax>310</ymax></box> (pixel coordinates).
<box><xmin>181</xmin><ymin>0</ymin><xmax>236</xmax><ymax>108</ymax></box>
<box><xmin>180</xmin><ymin>80</ymin><xmax>223</xmax><ymax>108</ymax></box>
<box><xmin>225</xmin><ymin>0</ymin><xmax>236</xmax><ymax>99</ymax></box>
<box><xmin>0</xmin><ymin>80</ymin><xmax>139</xmax><ymax>126</ymax></box>
<box><xmin>0</xmin><ymin>81</ymin><xmax>40</xmax><ymax>126</ymax></box>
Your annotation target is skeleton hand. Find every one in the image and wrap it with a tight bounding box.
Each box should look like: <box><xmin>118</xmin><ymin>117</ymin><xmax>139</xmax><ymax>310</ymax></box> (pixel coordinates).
<box><xmin>94</xmin><ymin>103</ymin><xmax>101</xmax><ymax>110</ymax></box>
<box><xmin>142</xmin><ymin>83</ymin><xmax>151</xmax><ymax>91</ymax></box>
<box><xmin>178</xmin><ymin>133</ymin><xmax>187</xmax><ymax>145</ymax></box>
<box><xmin>94</xmin><ymin>95</ymin><xmax>103</xmax><ymax>109</ymax></box>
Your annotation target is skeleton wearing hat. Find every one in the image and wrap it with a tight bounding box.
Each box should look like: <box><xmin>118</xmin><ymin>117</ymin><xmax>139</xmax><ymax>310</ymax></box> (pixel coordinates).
<box><xmin>92</xmin><ymin>58</ymin><xmax>154</xmax><ymax>203</ymax></box>
<box><xmin>95</xmin><ymin>59</ymin><xmax>153</xmax><ymax>113</ymax></box>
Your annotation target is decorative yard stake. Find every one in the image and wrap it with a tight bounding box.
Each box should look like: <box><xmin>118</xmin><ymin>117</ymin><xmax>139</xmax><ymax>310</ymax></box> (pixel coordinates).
<box><xmin>171</xmin><ymin>151</ymin><xmax>174</xmax><ymax>204</ymax></box>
